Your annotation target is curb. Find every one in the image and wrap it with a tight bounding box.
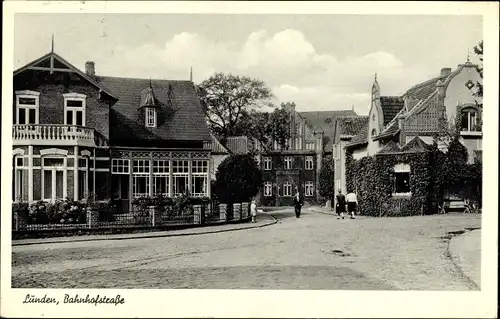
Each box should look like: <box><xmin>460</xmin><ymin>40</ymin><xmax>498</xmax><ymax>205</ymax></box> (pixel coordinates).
<box><xmin>12</xmin><ymin>215</ymin><xmax>279</xmax><ymax>247</ymax></box>
<box><xmin>445</xmin><ymin>227</ymin><xmax>481</xmax><ymax>290</ymax></box>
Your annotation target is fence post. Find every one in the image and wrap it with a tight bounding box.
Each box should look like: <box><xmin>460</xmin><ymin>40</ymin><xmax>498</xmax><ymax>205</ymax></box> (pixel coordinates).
<box><xmin>233</xmin><ymin>203</ymin><xmax>241</xmax><ymax>221</ymax></box>
<box><xmin>241</xmin><ymin>202</ymin><xmax>249</xmax><ymax>219</ymax></box>
<box><xmin>200</xmin><ymin>203</ymin><xmax>206</xmax><ymax>225</ymax></box>
<box><xmin>193</xmin><ymin>205</ymin><xmax>202</xmax><ymax>225</ymax></box>
<box><xmin>14</xmin><ymin>212</ymin><xmax>19</xmax><ymax>231</ymax></box>
<box><xmin>219</xmin><ymin>203</ymin><xmax>227</xmax><ymax>222</ymax></box>
<box><xmin>149</xmin><ymin>206</ymin><xmax>155</xmax><ymax>227</ymax></box>
<box><xmin>86</xmin><ymin>208</ymin><xmax>98</xmax><ymax>229</ymax></box>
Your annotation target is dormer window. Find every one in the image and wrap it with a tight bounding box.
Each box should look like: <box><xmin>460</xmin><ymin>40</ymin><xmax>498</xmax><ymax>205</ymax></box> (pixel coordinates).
<box><xmin>63</xmin><ymin>93</ymin><xmax>86</xmax><ymax>126</ymax></box>
<box><xmin>15</xmin><ymin>90</ymin><xmax>40</xmax><ymax>125</ymax></box>
<box><xmin>460</xmin><ymin>107</ymin><xmax>479</xmax><ymax>132</ymax></box>
<box><xmin>145</xmin><ymin>107</ymin><xmax>156</xmax><ymax>128</ymax></box>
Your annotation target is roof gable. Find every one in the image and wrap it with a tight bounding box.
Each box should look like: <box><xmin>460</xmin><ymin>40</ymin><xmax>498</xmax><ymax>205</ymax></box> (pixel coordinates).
<box><xmin>14</xmin><ymin>52</ymin><xmax>117</xmax><ymax>100</ymax></box>
<box><xmin>336</xmin><ymin>116</ymin><xmax>369</xmax><ymax>138</ymax></box>
<box><xmin>211</xmin><ymin>134</ymin><xmax>230</xmax><ymax>154</ymax></box>
<box><xmin>401</xmin><ymin>136</ymin><xmax>431</xmax><ymax>152</ymax></box>
<box><xmin>380</xmin><ymin>96</ymin><xmax>405</xmax><ymax>126</ymax></box>
<box><xmin>346</xmin><ymin>122</ymin><xmax>369</xmax><ymax>148</ymax></box>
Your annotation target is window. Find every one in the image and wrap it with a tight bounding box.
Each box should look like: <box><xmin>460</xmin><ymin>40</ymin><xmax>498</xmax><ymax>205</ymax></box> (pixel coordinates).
<box><xmin>173</xmin><ymin>160</ymin><xmax>189</xmax><ymax>196</ymax></box>
<box><xmin>133</xmin><ymin>159</ymin><xmax>150</xmax><ymax>198</ymax></box>
<box><xmin>78</xmin><ymin>158</ymin><xmax>88</xmax><ymax>200</ymax></box>
<box><xmin>264</xmin><ymin>182</ymin><xmax>272</xmax><ymax>196</ymax></box>
<box><xmin>191</xmin><ymin>160</ymin><xmax>208</xmax><ymax>197</ymax></box>
<box><xmin>295</xmin><ymin>138</ymin><xmax>302</xmax><ymax>150</ymax></box>
<box><xmin>283</xmin><ymin>181</ymin><xmax>292</xmax><ymax>197</ymax></box>
<box><xmin>14</xmin><ymin>156</ymin><xmax>27</xmax><ymax>201</ymax></box>
<box><xmin>112</xmin><ymin>159</ymin><xmax>130</xmax><ymax>174</ymax></box>
<box><xmin>145</xmin><ymin>108</ymin><xmax>156</xmax><ymax>128</ymax></box>
<box><xmin>284</xmin><ymin>157</ymin><xmax>293</xmax><ymax>170</ymax></box>
<box><xmin>263</xmin><ymin>157</ymin><xmax>272</xmax><ymax>170</ymax></box>
<box><xmin>306</xmin><ymin>141</ymin><xmax>315</xmax><ymax>150</ymax></box>
<box><xmin>461</xmin><ymin>108</ymin><xmax>479</xmax><ymax>132</ymax></box>
<box><xmin>63</xmin><ymin>93</ymin><xmax>86</xmax><ymax>126</ymax></box>
<box><xmin>42</xmin><ymin>156</ymin><xmax>65</xmax><ymax>202</ymax></box>
<box><xmin>371</xmin><ymin>129</ymin><xmax>377</xmax><ymax>137</ymax></box>
<box><xmin>153</xmin><ymin>160</ymin><xmax>169</xmax><ymax>196</ymax></box>
<box><xmin>15</xmin><ymin>91</ymin><xmax>39</xmax><ymax>125</ymax></box>
<box><xmin>295</xmin><ymin>123</ymin><xmax>301</xmax><ymax>134</ymax></box>
<box><xmin>305</xmin><ymin>181</ymin><xmax>314</xmax><ymax>196</ymax></box>
<box><xmin>305</xmin><ymin>156</ymin><xmax>313</xmax><ymax>170</ymax></box>
<box><xmin>393</xmin><ymin>163</ymin><xmax>411</xmax><ymax>195</ymax></box>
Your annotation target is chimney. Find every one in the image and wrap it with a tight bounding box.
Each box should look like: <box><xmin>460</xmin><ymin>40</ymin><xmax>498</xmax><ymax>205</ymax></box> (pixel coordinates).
<box><xmin>85</xmin><ymin>61</ymin><xmax>95</xmax><ymax>77</ymax></box>
<box><xmin>440</xmin><ymin>68</ymin><xmax>451</xmax><ymax>77</ymax></box>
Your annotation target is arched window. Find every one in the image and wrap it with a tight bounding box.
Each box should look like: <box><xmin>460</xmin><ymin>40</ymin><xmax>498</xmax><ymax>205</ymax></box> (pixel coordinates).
<box><xmin>460</xmin><ymin>106</ymin><xmax>479</xmax><ymax>132</ymax></box>
<box><xmin>371</xmin><ymin>129</ymin><xmax>377</xmax><ymax>137</ymax></box>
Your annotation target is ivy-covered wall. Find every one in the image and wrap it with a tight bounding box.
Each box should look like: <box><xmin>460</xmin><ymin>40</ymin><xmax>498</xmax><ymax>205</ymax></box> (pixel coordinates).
<box><xmin>345</xmin><ymin>147</ymin><xmax>444</xmax><ymax>217</ymax></box>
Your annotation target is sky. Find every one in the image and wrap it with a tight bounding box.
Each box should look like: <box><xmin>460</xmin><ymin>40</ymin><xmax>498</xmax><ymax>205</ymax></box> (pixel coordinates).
<box><xmin>14</xmin><ymin>14</ymin><xmax>482</xmax><ymax>115</ymax></box>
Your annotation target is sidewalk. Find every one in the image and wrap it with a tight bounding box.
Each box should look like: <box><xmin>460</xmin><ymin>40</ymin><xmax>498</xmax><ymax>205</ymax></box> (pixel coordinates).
<box><xmin>448</xmin><ymin>229</ymin><xmax>481</xmax><ymax>288</ymax></box>
<box><xmin>12</xmin><ymin>213</ymin><xmax>277</xmax><ymax>246</ymax></box>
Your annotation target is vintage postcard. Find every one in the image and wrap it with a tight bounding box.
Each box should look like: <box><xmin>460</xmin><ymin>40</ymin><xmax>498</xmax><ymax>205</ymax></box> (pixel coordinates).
<box><xmin>1</xmin><ymin>1</ymin><xmax>498</xmax><ymax>318</ymax></box>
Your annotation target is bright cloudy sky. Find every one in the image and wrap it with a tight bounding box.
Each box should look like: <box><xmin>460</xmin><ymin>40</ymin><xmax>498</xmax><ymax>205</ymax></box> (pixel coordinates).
<box><xmin>14</xmin><ymin>14</ymin><xmax>482</xmax><ymax>115</ymax></box>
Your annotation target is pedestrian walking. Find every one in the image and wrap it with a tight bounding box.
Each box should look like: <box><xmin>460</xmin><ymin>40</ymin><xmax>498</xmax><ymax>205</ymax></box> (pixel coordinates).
<box><xmin>335</xmin><ymin>189</ymin><xmax>347</xmax><ymax>219</ymax></box>
<box><xmin>250</xmin><ymin>199</ymin><xmax>257</xmax><ymax>223</ymax></box>
<box><xmin>346</xmin><ymin>191</ymin><xmax>358</xmax><ymax>219</ymax></box>
<box><xmin>293</xmin><ymin>191</ymin><xmax>303</xmax><ymax>218</ymax></box>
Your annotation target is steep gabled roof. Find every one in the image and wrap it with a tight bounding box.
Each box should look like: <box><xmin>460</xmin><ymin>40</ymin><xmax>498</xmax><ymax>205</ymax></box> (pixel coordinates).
<box><xmin>99</xmin><ymin>76</ymin><xmax>211</xmax><ymax>144</ymax></box>
<box><xmin>377</xmin><ymin>141</ymin><xmax>402</xmax><ymax>154</ymax></box>
<box><xmin>380</xmin><ymin>96</ymin><xmax>405</xmax><ymax>126</ymax></box>
<box><xmin>300</xmin><ymin>109</ymin><xmax>358</xmax><ymax>151</ymax></box>
<box><xmin>401</xmin><ymin>136</ymin><xmax>431</xmax><ymax>152</ymax></box>
<box><xmin>404</xmin><ymin>74</ymin><xmax>447</xmax><ymax>101</ymax></box>
<box><xmin>14</xmin><ymin>52</ymin><xmax>117</xmax><ymax>100</ymax></box>
<box><xmin>346</xmin><ymin>122</ymin><xmax>369</xmax><ymax>148</ymax></box>
<box><xmin>336</xmin><ymin>116</ymin><xmax>369</xmax><ymax>137</ymax></box>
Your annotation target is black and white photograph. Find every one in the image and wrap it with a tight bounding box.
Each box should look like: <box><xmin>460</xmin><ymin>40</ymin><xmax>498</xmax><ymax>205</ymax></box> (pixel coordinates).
<box><xmin>2</xmin><ymin>1</ymin><xmax>498</xmax><ymax>318</ymax></box>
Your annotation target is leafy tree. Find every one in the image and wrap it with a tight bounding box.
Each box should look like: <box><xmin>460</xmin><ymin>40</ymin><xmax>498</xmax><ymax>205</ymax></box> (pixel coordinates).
<box><xmin>214</xmin><ymin>154</ymin><xmax>262</xmax><ymax>203</ymax></box>
<box><xmin>197</xmin><ymin>73</ymin><xmax>274</xmax><ymax>141</ymax></box>
<box><xmin>471</xmin><ymin>40</ymin><xmax>483</xmax><ymax>102</ymax></box>
<box><xmin>318</xmin><ymin>155</ymin><xmax>335</xmax><ymax>202</ymax></box>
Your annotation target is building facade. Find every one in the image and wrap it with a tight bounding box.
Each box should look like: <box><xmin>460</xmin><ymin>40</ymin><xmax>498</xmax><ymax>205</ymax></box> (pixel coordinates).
<box><xmin>12</xmin><ymin>51</ymin><xmax>213</xmax><ymax>212</ymax></box>
<box><xmin>344</xmin><ymin>60</ymin><xmax>482</xmax><ymax>205</ymax></box>
<box><xmin>224</xmin><ymin>105</ymin><xmax>358</xmax><ymax>206</ymax></box>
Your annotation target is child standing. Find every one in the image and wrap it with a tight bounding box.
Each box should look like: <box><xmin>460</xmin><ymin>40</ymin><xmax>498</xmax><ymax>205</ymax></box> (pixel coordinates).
<box><xmin>250</xmin><ymin>199</ymin><xmax>257</xmax><ymax>223</ymax></box>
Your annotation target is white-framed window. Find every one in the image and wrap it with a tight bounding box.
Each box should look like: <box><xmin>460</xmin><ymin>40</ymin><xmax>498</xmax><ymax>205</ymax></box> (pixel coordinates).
<box><xmin>284</xmin><ymin>156</ymin><xmax>293</xmax><ymax>170</ymax></box>
<box><xmin>283</xmin><ymin>181</ymin><xmax>292</xmax><ymax>197</ymax></box>
<box><xmin>295</xmin><ymin>138</ymin><xmax>302</xmax><ymax>150</ymax></box>
<box><xmin>173</xmin><ymin>160</ymin><xmax>189</xmax><ymax>196</ymax></box>
<box><xmin>264</xmin><ymin>181</ymin><xmax>272</xmax><ymax>197</ymax></box>
<box><xmin>78</xmin><ymin>158</ymin><xmax>89</xmax><ymax>200</ymax></box>
<box><xmin>305</xmin><ymin>156</ymin><xmax>313</xmax><ymax>170</ymax></box>
<box><xmin>191</xmin><ymin>160</ymin><xmax>208</xmax><ymax>197</ymax></box>
<box><xmin>63</xmin><ymin>93</ymin><xmax>86</xmax><ymax>126</ymax></box>
<box><xmin>133</xmin><ymin>159</ymin><xmax>150</xmax><ymax>198</ymax></box>
<box><xmin>305</xmin><ymin>181</ymin><xmax>314</xmax><ymax>196</ymax></box>
<box><xmin>145</xmin><ymin>107</ymin><xmax>156</xmax><ymax>128</ymax></box>
<box><xmin>112</xmin><ymin>159</ymin><xmax>130</xmax><ymax>174</ymax></box>
<box><xmin>263</xmin><ymin>157</ymin><xmax>272</xmax><ymax>170</ymax></box>
<box><xmin>393</xmin><ymin>163</ymin><xmax>411</xmax><ymax>196</ymax></box>
<box><xmin>13</xmin><ymin>156</ymin><xmax>27</xmax><ymax>201</ymax></box>
<box><xmin>460</xmin><ymin>107</ymin><xmax>479</xmax><ymax>132</ymax></box>
<box><xmin>41</xmin><ymin>156</ymin><xmax>66</xmax><ymax>202</ymax></box>
<box><xmin>306</xmin><ymin>141</ymin><xmax>315</xmax><ymax>150</ymax></box>
<box><xmin>15</xmin><ymin>90</ymin><xmax>40</xmax><ymax>125</ymax></box>
<box><xmin>153</xmin><ymin>160</ymin><xmax>170</xmax><ymax>196</ymax></box>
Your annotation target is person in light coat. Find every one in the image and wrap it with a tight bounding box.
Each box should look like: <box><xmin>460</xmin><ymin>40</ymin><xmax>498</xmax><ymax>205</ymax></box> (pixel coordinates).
<box><xmin>250</xmin><ymin>199</ymin><xmax>257</xmax><ymax>223</ymax></box>
<box><xmin>346</xmin><ymin>191</ymin><xmax>358</xmax><ymax>219</ymax></box>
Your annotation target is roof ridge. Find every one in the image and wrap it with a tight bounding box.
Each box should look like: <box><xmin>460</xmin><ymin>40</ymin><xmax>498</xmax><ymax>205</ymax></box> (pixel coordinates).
<box><xmin>405</xmin><ymin>74</ymin><xmax>446</xmax><ymax>93</ymax></box>
<box><xmin>98</xmin><ymin>75</ymin><xmax>192</xmax><ymax>83</ymax></box>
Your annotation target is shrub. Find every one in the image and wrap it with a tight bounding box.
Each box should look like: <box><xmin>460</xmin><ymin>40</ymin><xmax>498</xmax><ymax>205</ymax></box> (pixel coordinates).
<box><xmin>214</xmin><ymin>154</ymin><xmax>262</xmax><ymax>203</ymax></box>
<box><xmin>26</xmin><ymin>199</ymin><xmax>86</xmax><ymax>224</ymax></box>
<box><xmin>318</xmin><ymin>155</ymin><xmax>335</xmax><ymax>202</ymax></box>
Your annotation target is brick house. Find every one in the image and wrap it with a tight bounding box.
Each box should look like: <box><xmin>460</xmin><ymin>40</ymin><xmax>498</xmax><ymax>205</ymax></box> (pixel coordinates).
<box><xmin>12</xmin><ymin>50</ymin><xmax>213</xmax><ymax>212</ymax></box>
<box><xmin>224</xmin><ymin>105</ymin><xmax>357</xmax><ymax>206</ymax></box>
<box><xmin>344</xmin><ymin>60</ymin><xmax>482</xmax><ymax>206</ymax></box>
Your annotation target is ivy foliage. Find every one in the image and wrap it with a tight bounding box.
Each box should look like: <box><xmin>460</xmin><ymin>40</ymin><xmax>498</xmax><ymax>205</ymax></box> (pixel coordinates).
<box><xmin>318</xmin><ymin>155</ymin><xmax>335</xmax><ymax>201</ymax></box>
<box><xmin>214</xmin><ymin>154</ymin><xmax>262</xmax><ymax>203</ymax></box>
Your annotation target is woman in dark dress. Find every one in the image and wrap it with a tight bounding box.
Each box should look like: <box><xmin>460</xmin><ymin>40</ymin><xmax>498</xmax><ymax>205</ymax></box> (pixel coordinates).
<box><xmin>293</xmin><ymin>192</ymin><xmax>303</xmax><ymax>218</ymax></box>
<box><xmin>335</xmin><ymin>189</ymin><xmax>346</xmax><ymax>219</ymax></box>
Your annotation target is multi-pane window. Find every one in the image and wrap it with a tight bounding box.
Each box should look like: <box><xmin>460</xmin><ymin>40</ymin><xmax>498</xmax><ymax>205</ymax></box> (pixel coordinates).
<box><xmin>263</xmin><ymin>157</ymin><xmax>272</xmax><ymax>170</ymax></box>
<box><xmin>112</xmin><ymin>159</ymin><xmax>130</xmax><ymax>174</ymax></box>
<box><xmin>306</xmin><ymin>141</ymin><xmax>315</xmax><ymax>150</ymax></box>
<box><xmin>173</xmin><ymin>160</ymin><xmax>189</xmax><ymax>196</ymax></box>
<box><xmin>264</xmin><ymin>181</ymin><xmax>272</xmax><ymax>197</ymax></box>
<box><xmin>153</xmin><ymin>160</ymin><xmax>169</xmax><ymax>196</ymax></box>
<box><xmin>42</xmin><ymin>157</ymin><xmax>65</xmax><ymax>202</ymax></box>
<box><xmin>64</xmin><ymin>94</ymin><xmax>86</xmax><ymax>126</ymax></box>
<box><xmin>13</xmin><ymin>156</ymin><xmax>27</xmax><ymax>201</ymax></box>
<box><xmin>305</xmin><ymin>156</ymin><xmax>313</xmax><ymax>170</ymax></box>
<box><xmin>16</xmin><ymin>91</ymin><xmax>39</xmax><ymax>125</ymax></box>
<box><xmin>191</xmin><ymin>160</ymin><xmax>208</xmax><ymax>197</ymax></box>
<box><xmin>145</xmin><ymin>108</ymin><xmax>156</xmax><ymax>128</ymax></box>
<box><xmin>284</xmin><ymin>157</ymin><xmax>293</xmax><ymax>170</ymax></box>
<box><xmin>133</xmin><ymin>159</ymin><xmax>150</xmax><ymax>198</ymax></box>
<box><xmin>461</xmin><ymin>108</ymin><xmax>479</xmax><ymax>132</ymax></box>
<box><xmin>295</xmin><ymin>138</ymin><xmax>302</xmax><ymax>150</ymax></box>
<box><xmin>78</xmin><ymin>158</ymin><xmax>88</xmax><ymax>200</ymax></box>
<box><xmin>283</xmin><ymin>181</ymin><xmax>292</xmax><ymax>197</ymax></box>
<box><xmin>305</xmin><ymin>181</ymin><xmax>314</xmax><ymax>196</ymax></box>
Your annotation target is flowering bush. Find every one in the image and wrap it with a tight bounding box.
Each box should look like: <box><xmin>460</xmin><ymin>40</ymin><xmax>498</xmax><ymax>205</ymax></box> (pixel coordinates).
<box><xmin>25</xmin><ymin>199</ymin><xmax>86</xmax><ymax>224</ymax></box>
